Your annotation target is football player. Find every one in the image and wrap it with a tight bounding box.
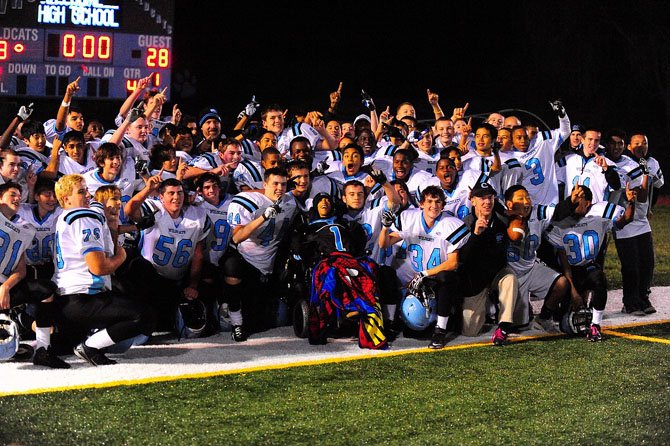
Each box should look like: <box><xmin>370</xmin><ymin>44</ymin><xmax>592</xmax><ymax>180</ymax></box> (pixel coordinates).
<box><xmin>223</xmin><ymin>167</ymin><xmax>298</xmax><ymax>341</ymax></box>
<box><xmin>124</xmin><ymin>176</ymin><xmax>212</xmax><ymax>334</ymax></box>
<box><xmin>502</xmin><ymin>185</ymin><xmax>571</xmax><ymax>331</ymax></box>
<box><xmin>379</xmin><ymin>185</ymin><xmax>470</xmax><ymax>349</ymax></box>
<box><xmin>0</xmin><ymin>182</ymin><xmax>63</xmax><ymax>367</ymax></box>
<box><xmin>547</xmin><ymin>184</ymin><xmax>637</xmax><ymax>341</ymax></box>
<box><xmin>53</xmin><ymin>174</ymin><xmax>154</xmax><ymax>366</ymax></box>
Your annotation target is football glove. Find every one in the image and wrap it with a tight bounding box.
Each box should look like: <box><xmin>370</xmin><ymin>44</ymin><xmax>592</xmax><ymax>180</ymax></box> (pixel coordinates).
<box><xmin>369</xmin><ymin>168</ymin><xmax>387</xmax><ymax>185</ymax></box>
<box><xmin>313</xmin><ymin>160</ymin><xmax>329</xmax><ymax>176</ymax></box>
<box><xmin>381</xmin><ymin>209</ymin><xmax>396</xmax><ymax>228</ymax></box>
<box><xmin>407</xmin><ymin>271</ymin><xmax>427</xmax><ymax>295</ymax></box>
<box><xmin>17</xmin><ymin>103</ymin><xmax>34</xmax><ymax>121</ymax></box>
<box><xmin>548</xmin><ymin>99</ymin><xmax>566</xmax><ymax>118</ymax></box>
<box><xmin>638</xmin><ymin>157</ymin><xmax>649</xmax><ymax>174</ymax></box>
<box><xmin>238</xmin><ymin>95</ymin><xmax>259</xmax><ymax>120</ymax></box>
<box><xmin>361</xmin><ymin>89</ymin><xmax>376</xmax><ymax>111</ymax></box>
<box><xmin>263</xmin><ymin>201</ymin><xmax>282</xmax><ymax>221</ymax></box>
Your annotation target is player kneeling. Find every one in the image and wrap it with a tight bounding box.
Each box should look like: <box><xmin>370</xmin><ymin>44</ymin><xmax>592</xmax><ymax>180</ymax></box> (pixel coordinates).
<box><xmin>53</xmin><ymin>175</ymin><xmax>155</xmax><ymax>366</ymax></box>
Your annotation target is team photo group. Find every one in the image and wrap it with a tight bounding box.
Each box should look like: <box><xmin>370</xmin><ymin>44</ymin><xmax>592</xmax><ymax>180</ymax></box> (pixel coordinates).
<box><xmin>0</xmin><ymin>75</ymin><xmax>664</xmax><ymax>368</ymax></box>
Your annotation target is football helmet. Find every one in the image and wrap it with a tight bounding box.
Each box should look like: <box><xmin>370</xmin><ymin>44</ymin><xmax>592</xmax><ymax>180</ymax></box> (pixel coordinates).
<box><xmin>0</xmin><ymin>313</ymin><xmax>20</xmax><ymax>361</ymax></box>
<box><xmin>559</xmin><ymin>308</ymin><xmax>593</xmax><ymax>335</ymax></box>
<box><xmin>175</xmin><ymin>299</ymin><xmax>207</xmax><ymax>339</ymax></box>
<box><xmin>401</xmin><ymin>286</ymin><xmax>437</xmax><ymax>331</ymax></box>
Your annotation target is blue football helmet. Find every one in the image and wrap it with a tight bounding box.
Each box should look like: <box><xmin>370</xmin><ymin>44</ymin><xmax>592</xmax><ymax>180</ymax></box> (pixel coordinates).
<box><xmin>401</xmin><ymin>286</ymin><xmax>437</xmax><ymax>331</ymax></box>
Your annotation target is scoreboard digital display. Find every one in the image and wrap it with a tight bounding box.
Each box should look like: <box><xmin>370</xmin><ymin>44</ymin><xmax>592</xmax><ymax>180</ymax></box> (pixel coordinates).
<box><xmin>0</xmin><ymin>0</ymin><xmax>174</xmax><ymax>99</ymax></box>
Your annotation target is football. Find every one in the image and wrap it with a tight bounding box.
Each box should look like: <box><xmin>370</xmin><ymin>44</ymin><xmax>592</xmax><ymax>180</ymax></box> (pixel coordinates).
<box><xmin>507</xmin><ymin>217</ymin><xmax>526</xmax><ymax>242</ymax></box>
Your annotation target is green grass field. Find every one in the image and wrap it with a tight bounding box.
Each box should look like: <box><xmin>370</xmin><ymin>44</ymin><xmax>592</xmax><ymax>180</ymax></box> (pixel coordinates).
<box><xmin>1</xmin><ymin>206</ymin><xmax>668</xmax><ymax>446</ymax></box>
<box><xmin>1</xmin><ymin>323</ymin><xmax>669</xmax><ymax>445</ymax></box>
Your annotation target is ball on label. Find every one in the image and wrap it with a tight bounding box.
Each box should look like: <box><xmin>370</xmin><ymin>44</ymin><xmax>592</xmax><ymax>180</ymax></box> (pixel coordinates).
<box><xmin>507</xmin><ymin>217</ymin><xmax>526</xmax><ymax>242</ymax></box>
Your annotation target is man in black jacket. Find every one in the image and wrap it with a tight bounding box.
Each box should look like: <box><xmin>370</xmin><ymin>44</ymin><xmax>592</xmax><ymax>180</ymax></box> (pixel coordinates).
<box><xmin>458</xmin><ymin>182</ymin><xmax>519</xmax><ymax>345</ymax></box>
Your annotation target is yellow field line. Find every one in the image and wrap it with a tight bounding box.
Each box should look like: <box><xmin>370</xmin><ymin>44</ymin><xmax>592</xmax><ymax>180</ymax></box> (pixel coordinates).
<box><xmin>2</xmin><ymin>320</ymin><xmax>668</xmax><ymax>398</ymax></box>
<box><xmin>603</xmin><ymin>329</ymin><xmax>670</xmax><ymax>345</ymax></box>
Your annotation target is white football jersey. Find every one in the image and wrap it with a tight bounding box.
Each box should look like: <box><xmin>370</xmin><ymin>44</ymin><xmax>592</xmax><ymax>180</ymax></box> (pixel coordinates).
<box><xmin>391</xmin><ymin>208</ymin><xmax>470</xmax><ymax>284</ymax></box>
<box><xmin>511</xmin><ymin>137</ymin><xmax>562</xmax><ymax>206</ymax></box>
<box><xmin>424</xmin><ymin>176</ymin><xmax>473</xmax><ymax>220</ymax></box>
<box><xmin>289</xmin><ymin>175</ymin><xmax>340</xmax><ymax>212</ymax></box>
<box><xmin>342</xmin><ymin>197</ymin><xmax>390</xmax><ymax>265</ymax></box>
<box><xmin>16</xmin><ymin>147</ymin><xmax>49</xmax><ymax>176</ymax></box>
<box><xmin>614</xmin><ymin>155</ymin><xmax>664</xmax><ymax>239</ymax></box>
<box><xmin>199</xmin><ymin>195</ymin><xmax>234</xmax><ymax>266</ymax></box>
<box><xmin>83</xmin><ymin>168</ymin><xmax>138</xmax><ymax>224</ymax></box>
<box><xmin>189</xmin><ymin>152</ymin><xmax>223</xmax><ymax>171</ymax></box>
<box><xmin>506</xmin><ymin>204</ymin><xmax>555</xmax><ymax>276</ymax></box>
<box><xmin>57</xmin><ymin>146</ymin><xmax>98</xmax><ymax>176</ymax></box>
<box><xmin>0</xmin><ymin>212</ymin><xmax>36</xmax><ymax>283</ymax></box>
<box><xmin>240</xmin><ymin>138</ymin><xmax>262</xmax><ymax>163</ymax></box>
<box><xmin>388</xmin><ymin>168</ymin><xmax>434</xmax><ymax>203</ymax></box>
<box><xmin>17</xmin><ymin>204</ymin><xmax>62</xmax><ymax>266</ymax></box>
<box><xmin>227</xmin><ymin>192</ymin><xmax>298</xmax><ymax>274</ymax></box>
<box><xmin>557</xmin><ymin>153</ymin><xmax>617</xmax><ymax>203</ymax></box>
<box><xmin>233</xmin><ymin>159</ymin><xmax>264</xmax><ymax>190</ymax></box>
<box><xmin>413</xmin><ymin>149</ymin><xmax>441</xmax><ymax>174</ymax></box>
<box><xmin>52</xmin><ymin>207</ymin><xmax>113</xmax><ymax>295</ymax></box>
<box><xmin>138</xmin><ymin>200</ymin><xmax>211</xmax><ymax>281</ymax></box>
<box><xmin>277</xmin><ymin>123</ymin><xmax>322</xmax><ymax>158</ymax></box>
<box><xmin>547</xmin><ymin>201</ymin><xmax>623</xmax><ymax>267</ymax></box>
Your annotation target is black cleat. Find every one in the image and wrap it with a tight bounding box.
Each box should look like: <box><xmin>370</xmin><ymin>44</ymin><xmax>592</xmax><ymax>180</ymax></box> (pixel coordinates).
<box><xmin>74</xmin><ymin>343</ymin><xmax>117</xmax><ymax>366</ymax></box>
<box><xmin>33</xmin><ymin>346</ymin><xmax>70</xmax><ymax>369</ymax></box>
<box><xmin>428</xmin><ymin>327</ymin><xmax>449</xmax><ymax>349</ymax></box>
<box><xmin>231</xmin><ymin>325</ymin><xmax>247</xmax><ymax>342</ymax></box>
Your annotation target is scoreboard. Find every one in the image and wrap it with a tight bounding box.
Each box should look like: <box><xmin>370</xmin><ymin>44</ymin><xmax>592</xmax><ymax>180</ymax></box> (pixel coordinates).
<box><xmin>0</xmin><ymin>0</ymin><xmax>174</xmax><ymax>100</ymax></box>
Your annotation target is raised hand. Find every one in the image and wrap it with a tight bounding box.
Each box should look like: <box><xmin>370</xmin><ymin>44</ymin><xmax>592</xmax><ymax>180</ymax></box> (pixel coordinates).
<box><xmin>17</xmin><ymin>102</ymin><xmax>34</xmax><ymax>121</ymax></box>
<box><xmin>548</xmin><ymin>99</ymin><xmax>566</xmax><ymax>118</ymax></box>
<box><xmin>427</xmin><ymin>89</ymin><xmax>439</xmax><ymax>107</ymax></box>
<box><xmin>361</xmin><ymin>89</ymin><xmax>376</xmax><ymax>111</ymax></box>
<box><xmin>452</xmin><ymin>102</ymin><xmax>469</xmax><ymax>121</ymax></box>
<box><xmin>65</xmin><ymin>76</ymin><xmax>81</xmax><ymax>98</ymax></box>
<box><xmin>330</xmin><ymin>82</ymin><xmax>342</xmax><ymax>109</ymax></box>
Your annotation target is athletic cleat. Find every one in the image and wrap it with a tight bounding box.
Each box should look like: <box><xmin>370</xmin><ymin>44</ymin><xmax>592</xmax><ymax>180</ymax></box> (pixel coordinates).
<box><xmin>428</xmin><ymin>327</ymin><xmax>449</xmax><ymax>349</ymax></box>
<box><xmin>231</xmin><ymin>325</ymin><xmax>247</xmax><ymax>342</ymax></box>
<box><xmin>33</xmin><ymin>347</ymin><xmax>70</xmax><ymax>369</ymax></box>
<box><xmin>491</xmin><ymin>327</ymin><xmax>508</xmax><ymax>346</ymax></box>
<box><xmin>74</xmin><ymin>343</ymin><xmax>117</xmax><ymax>366</ymax></box>
<box><xmin>532</xmin><ymin>316</ymin><xmax>559</xmax><ymax>333</ymax></box>
<box><xmin>586</xmin><ymin>323</ymin><xmax>603</xmax><ymax>342</ymax></box>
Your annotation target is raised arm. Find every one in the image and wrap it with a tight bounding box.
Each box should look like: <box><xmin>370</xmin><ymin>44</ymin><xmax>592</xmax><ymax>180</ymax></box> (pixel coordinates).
<box><xmin>427</xmin><ymin>89</ymin><xmax>444</xmax><ymax>120</ymax></box>
<box><xmin>55</xmin><ymin>77</ymin><xmax>80</xmax><ymax>132</ymax></box>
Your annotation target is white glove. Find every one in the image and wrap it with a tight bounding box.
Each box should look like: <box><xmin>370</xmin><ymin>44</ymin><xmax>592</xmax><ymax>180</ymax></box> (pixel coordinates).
<box><xmin>314</xmin><ymin>160</ymin><xmax>329</xmax><ymax>176</ymax></box>
<box><xmin>17</xmin><ymin>103</ymin><xmax>34</xmax><ymax>121</ymax></box>
<box><xmin>263</xmin><ymin>203</ymin><xmax>281</xmax><ymax>221</ymax></box>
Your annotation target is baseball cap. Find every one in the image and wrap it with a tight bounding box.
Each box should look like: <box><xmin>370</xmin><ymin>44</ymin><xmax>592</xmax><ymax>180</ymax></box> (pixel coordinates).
<box><xmin>198</xmin><ymin>108</ymin><xmax>222</xmax><ymax>127</ymax></box>
<box><xmin>353</xmin><ymin>114</ymin><xmax>371</xmax><ymax>126</ymax></box>
<box><xmin>571</xmin><ymin>124</ymin><xmax>584</xmax><ymax>134</ymax></box>
<box><xmin>469</xmin><ymin>182</ymin><xmax>496</xmax><ymax>198</ymax></box>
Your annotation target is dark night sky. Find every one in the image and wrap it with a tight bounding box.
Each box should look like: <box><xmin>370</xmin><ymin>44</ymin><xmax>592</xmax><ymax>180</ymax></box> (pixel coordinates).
<box><xmin>171</xmin><ymin>0</ymin><xmax>670</xmax><ymax>151</ymax></box>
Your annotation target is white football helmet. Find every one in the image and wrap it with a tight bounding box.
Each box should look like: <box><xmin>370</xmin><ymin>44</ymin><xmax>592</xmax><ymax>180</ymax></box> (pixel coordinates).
<box><xmin>0</xmin><ymin>313</ymin><xmax>19</xmax><ymax>361</ymax></box>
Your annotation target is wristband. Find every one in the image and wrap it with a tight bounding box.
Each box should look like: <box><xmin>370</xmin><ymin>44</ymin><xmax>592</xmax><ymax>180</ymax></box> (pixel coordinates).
<box><xmin>61</xmin><ymin>101</ymin><xmax>71</xmax><ymax>107</ymax></box>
